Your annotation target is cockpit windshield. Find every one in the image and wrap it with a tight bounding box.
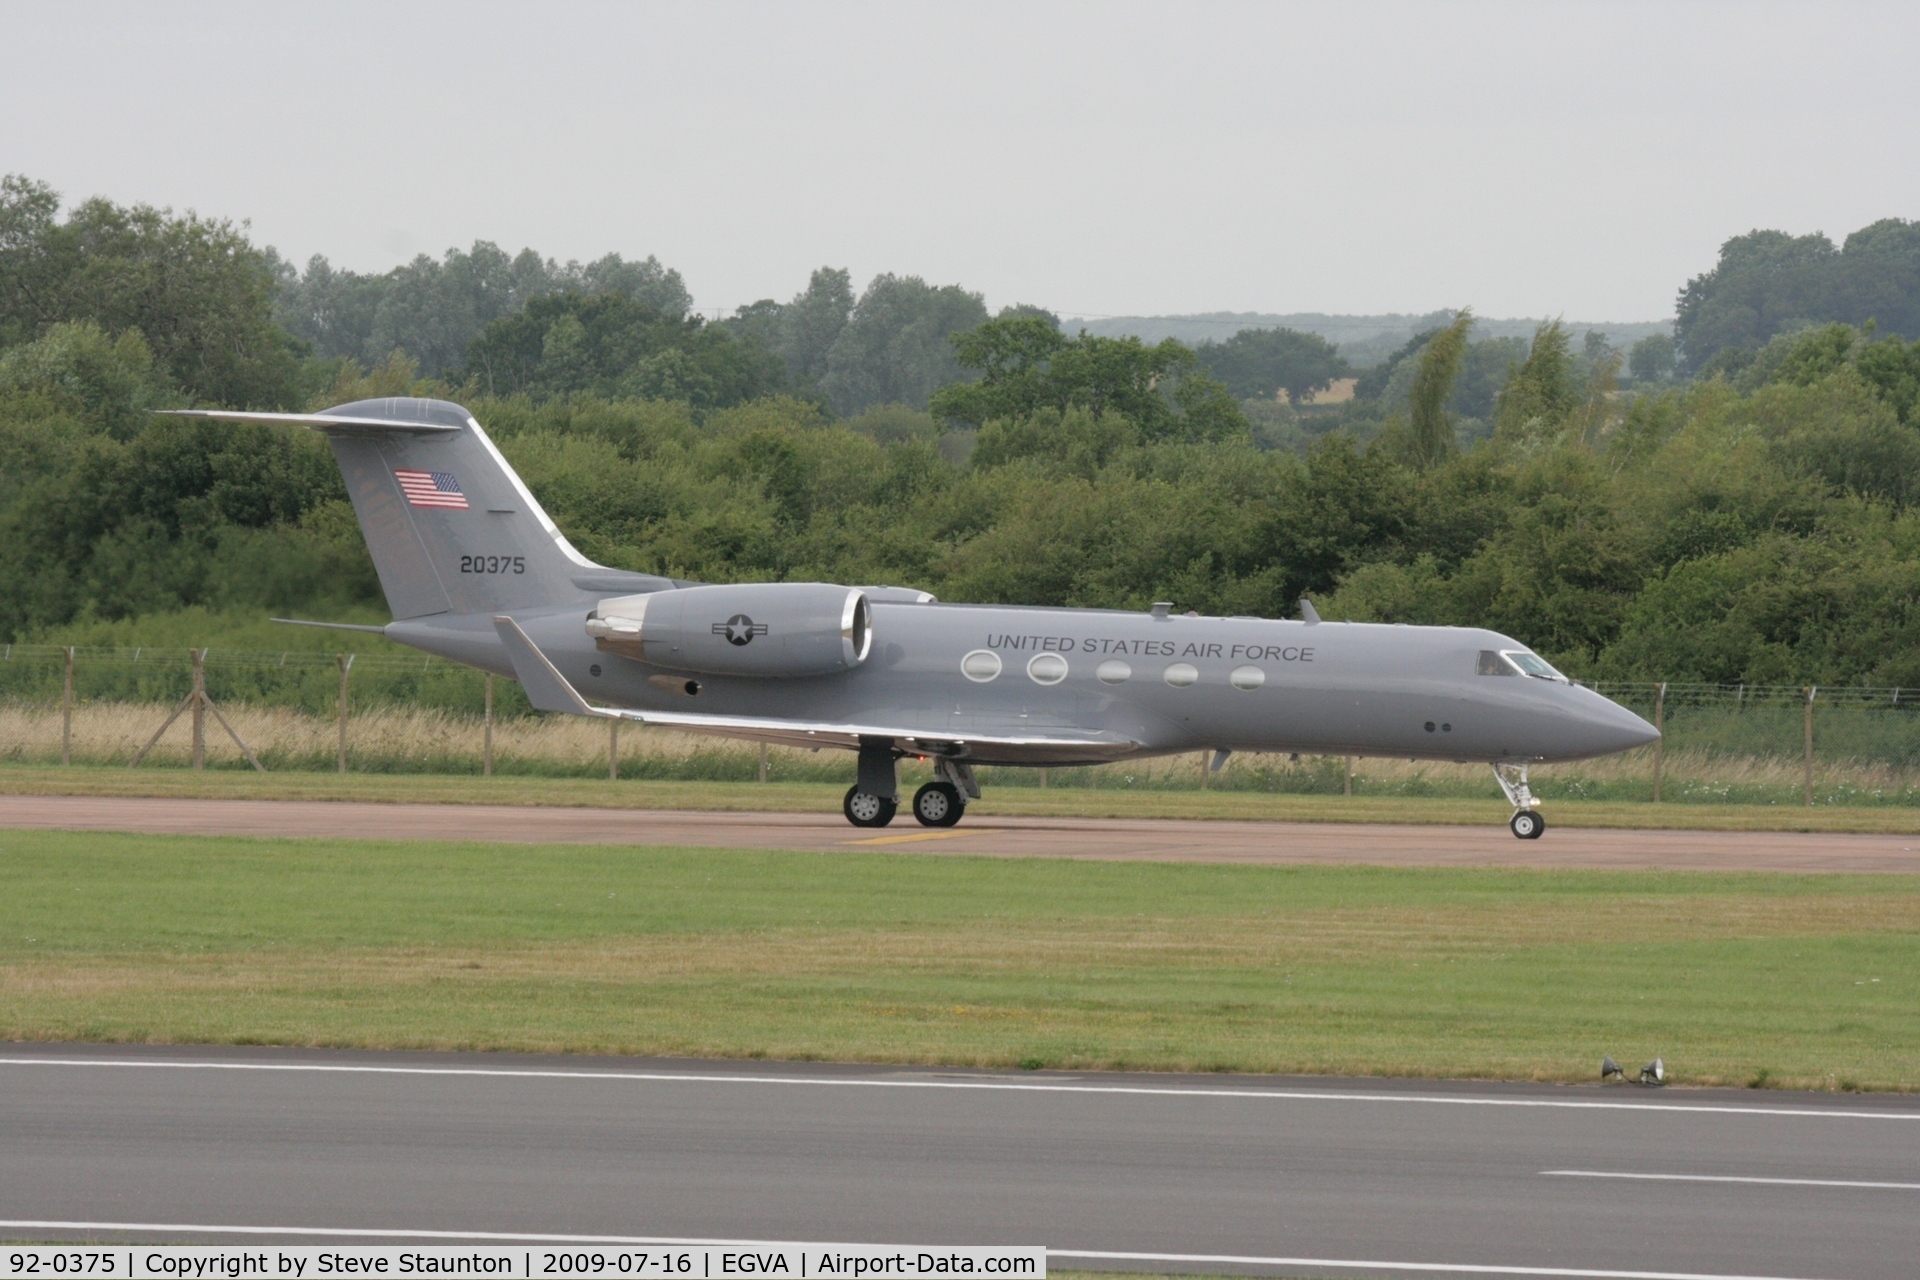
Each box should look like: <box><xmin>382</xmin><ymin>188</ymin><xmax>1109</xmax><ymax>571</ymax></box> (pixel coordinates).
<box><xmin>1504</xmin><ymin>650</ymin><xmax>1564</xmax><ymax>680</ymax></box>
<box><xmin>1477</xmin><ymin>649</ymin><xmax>1565</xmax><ymax>680</ymax></box>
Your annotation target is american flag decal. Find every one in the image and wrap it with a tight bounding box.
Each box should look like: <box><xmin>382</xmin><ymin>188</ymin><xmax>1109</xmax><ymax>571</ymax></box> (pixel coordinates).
<box><xmin>394</xmin><ymin>469</ymin><xmax>469</xmax><ymax>509</ymax></box>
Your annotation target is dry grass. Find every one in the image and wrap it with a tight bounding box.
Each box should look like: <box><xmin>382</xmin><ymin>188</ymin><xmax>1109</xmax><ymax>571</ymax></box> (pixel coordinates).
<box><xmin>1</xmin><ymin>701</ymin><xmax>1909</xmax><ymax>797</ymax></box>
<box><xmin>0</xmin><ymin>700</ymin><xmax>725</xmax><ymax>774</ymax></box>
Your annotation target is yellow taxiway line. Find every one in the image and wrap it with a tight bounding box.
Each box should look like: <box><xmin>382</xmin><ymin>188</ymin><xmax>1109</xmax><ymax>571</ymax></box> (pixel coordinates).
<box><xmin>842</xmin><ymin>828</ymin><xmax>1004</xmax><ymax>846</ymax></box>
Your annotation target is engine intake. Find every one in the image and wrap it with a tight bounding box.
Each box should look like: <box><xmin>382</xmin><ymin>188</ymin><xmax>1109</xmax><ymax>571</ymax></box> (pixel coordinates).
<box><xmin>586</xmin><ymin>582</ymin><xmax>871</xmax><ymax>678</ymax></box>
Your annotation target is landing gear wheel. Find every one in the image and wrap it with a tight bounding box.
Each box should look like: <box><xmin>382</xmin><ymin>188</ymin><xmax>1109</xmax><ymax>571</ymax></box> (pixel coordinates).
<box><xmin>912</xmin><ymin>781</ymin><xmax>965</xmax><ymax>827</ymax></box>
<box><xmin>1509</xmin><ymin>810</ymin><xmax>1546</xmax><ymax>840</ymax></box>
<box><xmin>843</xmin><ymin>785</ymin><xmax>897</xmax><ymax>828</ymax></box>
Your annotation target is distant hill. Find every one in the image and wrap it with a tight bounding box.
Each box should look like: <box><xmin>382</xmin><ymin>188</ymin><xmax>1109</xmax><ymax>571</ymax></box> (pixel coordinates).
<box><xmin>1062</xmin><ymin>311</ymin><xmax>1673</xmax><ymax>366</ymax></box>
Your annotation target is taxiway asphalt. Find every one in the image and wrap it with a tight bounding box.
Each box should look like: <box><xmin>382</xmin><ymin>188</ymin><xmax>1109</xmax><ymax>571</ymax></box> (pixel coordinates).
<box><xmin>1</xmin><ymin>1045</ymin><xmax>1916</xmax><ymax>1279</ymax></box>
<box><xmin>4</xmin><ymin>792</ymin><xmax>1920</xmax><ymax>871</ymax></box>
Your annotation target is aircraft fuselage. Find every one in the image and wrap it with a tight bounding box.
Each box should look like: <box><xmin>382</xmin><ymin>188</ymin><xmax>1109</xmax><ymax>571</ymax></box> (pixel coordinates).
<box><xmin>393</xmin><ymin>600</ymin><xmax>1657</xmax><ymax>768</ymax></box>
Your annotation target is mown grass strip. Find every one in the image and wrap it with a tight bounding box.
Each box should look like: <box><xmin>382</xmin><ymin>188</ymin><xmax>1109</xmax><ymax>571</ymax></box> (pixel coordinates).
<box><xmin>1</xmin><ymin>829</ymin><xmax>1914</xmax><ymax>1089</ymax></box>
<box><xmin>8</xmin><ymin>765</ymin><xmax>1920</xmax><ymax>832</ymax></box>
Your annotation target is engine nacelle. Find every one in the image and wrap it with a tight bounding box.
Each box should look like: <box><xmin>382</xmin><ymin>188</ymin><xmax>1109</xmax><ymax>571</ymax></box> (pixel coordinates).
<box><xmin>585</xmin><ymin>582</ymin><xmax>872</xmax><ymax>678</ymax></box>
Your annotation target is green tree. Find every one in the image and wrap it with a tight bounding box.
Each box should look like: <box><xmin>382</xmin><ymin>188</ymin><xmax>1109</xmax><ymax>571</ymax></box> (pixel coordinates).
<box><xmin>819</xmin><ymin>274</ymin><xmax>989</xmax><ymax>415</ymax></box>
<box><xmin>1495</xmin><ymin>320</ymin><xmax>1579</xmax><ymax>438</ymax></box>
<box><xmin>274</xmin><ymin>241</ymin><xmax>689</xmax><ymax>376</ymax></box>
<box><xmin>1352</xmin><ymin>326</ymin><xmax>1440</xmax><ymax>402</ymax></box>
<box><xmin>931</xmin><ymin>317</ymin><xmax>1247</xmax><ymax>443</ymax></box>
<box><xmin>1195</xmin><ymin>327</ymin><xmax>1349</xmax><ymax>403</ymax></box>
<box><xmin>462</xmin><ymin>293</ymin><xmax>781</xmax><ymax>409</ymax></box>
<box><xmin>776</xmin><ymin>267</ymin><xmax>855</xmax><ymax>386</ymax></box>
<box><xmin>1407</xmin><ymin>309</ymin><xmax>1474</xmax><ymax>468</ymax></box>
<box><xmin>0</xmin><ymin>320</ymin><xmax>174</xmax><ymax>438</ymax></box>
<box><xmin>1674</xmin><ymin>220</ymin><xmax>1920</xmax><ymax>371</ymax></box>
<box><xmin>1628</xmin><ymin>333</ymin><xmax>1676</xmax><ymax>383</ymax></box>
<box><xmin>0</xmin><ymin>174</ymin><xmax>297</xmax><ymax>407</ymax></box>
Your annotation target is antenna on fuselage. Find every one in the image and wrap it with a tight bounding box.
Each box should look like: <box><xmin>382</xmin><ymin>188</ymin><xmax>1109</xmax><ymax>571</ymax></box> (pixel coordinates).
<box><xmin>1299</xmin><ymin>598</ymin><xmax>1321</xmax><ymax>625</ymax></box>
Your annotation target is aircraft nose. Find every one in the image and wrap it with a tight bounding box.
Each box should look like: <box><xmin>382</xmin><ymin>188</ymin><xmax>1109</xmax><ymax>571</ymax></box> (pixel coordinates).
<box><xmin>1594</xmin><ymin>698</ymin><xmax>1660</xmax><ymax>753</ymax></box>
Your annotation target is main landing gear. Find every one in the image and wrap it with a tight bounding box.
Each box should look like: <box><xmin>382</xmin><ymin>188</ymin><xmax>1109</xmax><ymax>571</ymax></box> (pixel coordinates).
<box><xmin>912</xmin><ymin>781</ymin><xmax>964</xmax><ymax>827</ymax></box>
<box><xmin>840</xmin><ymin>741</ymin><xmax>979</xmax><ymax>829</ymax></box>
<box><xmin>844</xmin><ymin>781</ymin><xmax>965</xmax><ymax>828</ymax></box>
<box><xmin>1494</xmin><ymin>762</ymin><xmax>1546</xmax><ymax>839</ymax></box>
<box><xmin>842</xmin><ymin>785</ymin><xmax>897</xmax><ymax>828</ymax></box>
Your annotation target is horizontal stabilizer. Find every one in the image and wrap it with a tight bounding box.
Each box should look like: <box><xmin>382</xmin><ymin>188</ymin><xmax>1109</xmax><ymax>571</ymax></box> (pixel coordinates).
<box><xmin>492</xmin><ymin>616</ymin><xmax>609</xmax><ymax>718</ymax></box>
<box><xmin>157</xmin><ymin>409</ymin><xmax>461</xmax><ymax>434</ymax></box>
<box><xmin>270</xmin><ymin>617</ymin><xmax>391</xmax><ymax>634</ymax></box>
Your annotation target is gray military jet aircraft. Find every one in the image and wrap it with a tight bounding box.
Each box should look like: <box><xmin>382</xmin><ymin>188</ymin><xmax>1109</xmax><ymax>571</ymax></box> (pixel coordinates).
<box><xmin>167</xmin><ymin>397</ymin><xmax>1658</xmax><ymax>838</ymax></box>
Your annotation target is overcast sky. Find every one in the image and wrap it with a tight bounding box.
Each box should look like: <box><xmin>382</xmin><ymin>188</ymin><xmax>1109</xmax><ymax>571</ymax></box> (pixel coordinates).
<box><xmin>5</xmin><ymin>1</ymin><xmax>1915</xmax><ymax>323</ymax></box>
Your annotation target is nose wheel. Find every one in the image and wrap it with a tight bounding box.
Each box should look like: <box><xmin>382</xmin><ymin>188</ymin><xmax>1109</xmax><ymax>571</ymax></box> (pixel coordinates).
<box><xmin>912</xmin><ymin>781</ymin><xmax>965</xmax><ymax>827</ymax></box>
<box><xmin>843</xmin><ymin>785</ymin><xmax>897</xmax><ymax>828</ymax></box>
<box><xmin>1493</xmin><ymin>762</ymin><xmax>1545</xmax><ymax>839</ymax></box>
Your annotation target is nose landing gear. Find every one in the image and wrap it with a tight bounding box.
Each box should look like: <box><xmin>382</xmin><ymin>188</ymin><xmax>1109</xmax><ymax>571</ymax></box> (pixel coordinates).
<box><xmin>1494</xmin><ymin>762</ymin><xmax>1545</xmax><ymax>839</ymax></box>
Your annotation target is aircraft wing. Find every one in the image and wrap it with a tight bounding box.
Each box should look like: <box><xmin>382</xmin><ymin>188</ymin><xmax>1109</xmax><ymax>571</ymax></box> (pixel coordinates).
<box><xmin>492</xmin><ymin>615</ymin><xmax>1140</xmax><ymax>763</ymax></box>
<box><xmin>589</xmin><ymin>707</ymin><xmax>1142</xmax><ymax>761</ymax></box>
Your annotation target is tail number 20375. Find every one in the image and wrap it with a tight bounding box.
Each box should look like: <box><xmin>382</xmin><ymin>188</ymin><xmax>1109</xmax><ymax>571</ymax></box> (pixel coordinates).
<box><xmin>459</xmin><ymin>554</ymin><xmax>526</xmax><ymax>574</ymax></box>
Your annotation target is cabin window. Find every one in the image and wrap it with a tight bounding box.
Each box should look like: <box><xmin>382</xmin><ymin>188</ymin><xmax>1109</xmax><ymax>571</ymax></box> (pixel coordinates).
<box><xmin>1476</xmin><ymin>650</ymin><xmax>1516</xmax><ymax>676</ymax></box>
<box><xmin>961</xmin><ymin>649</ymin><xmax>1002</xmax><ymax>682</ymax></box>
<box><xmin>1163</xmin><ymin>662</ymin><xmax>1199</xmax><ymax>688</ymax></box>
<box><xmin>1097</xmin><ymin>659</ymin><xmax>1132</xmax><ymax>684</ymax></box>
<box><xmin>1027</xmin><ymin>652</ymin><xmax>1069</xmax><ymax>685</ymax></box>
<box><xmin>1229</xmin><ymin>665</ymin><xmax>1265</xmax><ymax>690</ymax></box>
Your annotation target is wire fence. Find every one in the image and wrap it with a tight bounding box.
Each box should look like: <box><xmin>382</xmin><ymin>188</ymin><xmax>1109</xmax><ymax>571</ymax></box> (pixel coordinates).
<box><xmin>4</xmin><ymin>645</ymin><xmax>1920</xmax><ymax>802</ymax></box>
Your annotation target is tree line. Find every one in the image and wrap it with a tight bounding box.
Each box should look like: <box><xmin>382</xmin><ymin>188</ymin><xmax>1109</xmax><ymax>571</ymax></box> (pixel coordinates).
<box><xmin>4</xmin><ymin>171</ymin><xmax>1920</xmax><ymax>689</ymax></box>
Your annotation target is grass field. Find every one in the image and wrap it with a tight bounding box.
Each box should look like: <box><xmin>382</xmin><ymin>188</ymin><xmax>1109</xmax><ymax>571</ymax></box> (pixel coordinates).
<box><xmin>1</xmin><ymin>828</ymin><xmax>1914</xmax><ymax>1090</ymax></box>
<box><xmin>9</xmin><ymin>763</ymin><xmax>1920</xmax><ymax>832</ymax></box>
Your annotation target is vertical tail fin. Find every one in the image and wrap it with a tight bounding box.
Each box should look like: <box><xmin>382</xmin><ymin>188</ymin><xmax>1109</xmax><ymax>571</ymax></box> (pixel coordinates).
<box><xmin>162</xmin><ymin>398</ymin><xmax>667</xmax><ymax>618</ymax></box>
<box><xmin>320</xmin><ymin>397</ymin><xmax>599</xmax><ymax>617</ymax></box>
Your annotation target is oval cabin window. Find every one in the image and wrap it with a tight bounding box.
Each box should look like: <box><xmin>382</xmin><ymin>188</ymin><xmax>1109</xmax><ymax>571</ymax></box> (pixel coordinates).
<box><xmin>1027</xmin><ymin>652</ymin><xmax>1069</xmax><ymax>685</ymax></box>
<box><xmin>961</xmin><ymin>649</ymin><xmax>1002</xmax><ymax>682</ymax></box>
<box><xmin>1163</xmin><ymin>662</ymin><xmax>1199</xmax><ymax>688</ymax></box>
<box><xmin>1229</xmin><ymin>665</ymin><xmax>1265</xmax><ymax>690</ymax></box>
<box><xmin>1096</xmin><ymin>659</ymin><xmax>1132</xmax><ymax>684</ymax></box>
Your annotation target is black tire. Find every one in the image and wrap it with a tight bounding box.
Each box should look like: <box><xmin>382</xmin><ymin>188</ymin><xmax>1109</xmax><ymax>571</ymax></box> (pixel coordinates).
<box><xmin>843</xmin><ymin>785</ymin><xmax>897</xmax><ymax>828</ymax></box>
<box><xmin>913</xmin><ymin>781</ymin><xmax>965</xmax><ymax>827</ymax></box>
<box><xmin>1509</xmin><ymin>810</ymin><xmax>1546</xmax><ymax>840</ymax></box>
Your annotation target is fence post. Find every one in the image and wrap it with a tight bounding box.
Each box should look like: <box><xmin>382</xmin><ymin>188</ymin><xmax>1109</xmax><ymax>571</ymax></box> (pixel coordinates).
<box><xmin>483</xmin><ymin>673</ymin><xmax>494</xmax><ymax>778</ymax></box>
<box><xmin>608</xmin><ymin>717</ymin><xmax>620</xmax><ymax>781</ymax></box>
<box><xmin>1197</xmin><ymin>750</ymin><xmax>1209</xmax><ymax>789</ymax></box>
<box><xmin>1804</xmin><ymin>686</ymin><xmax>1816</xmax><ymax>806</ymax></box>
<box><xmin>190</xmin><ymin>649</ymin><xmax>206</xmax><ymax>770</ymax></box>
<box><xmin>1040</xmin><ymin>767</ymin><xmax>1049</xmax><ymax>789</ymax></box>
<box><xmin>1652</xmin><ymin>682</ymin><xmax>1666</xmax><ymax>803</ymax></box>
<box><xmin>758</xmin><ymin>742</ymin><xmax>768</xmax><ymax>784</ymax></box>
<box><xmin>61</xmin><ymin>646</ymin><xmax>74</xmax><ymax>766</ymax></box>
<box><xmin>1345</xmin><ymin>756</ymin><xmax>1354</xmax><ymax>797</ymax></box>
<box><xmin>336</xmin><ymin>655</ymin><xmax>353</xmax><ymax>773</ymax></box>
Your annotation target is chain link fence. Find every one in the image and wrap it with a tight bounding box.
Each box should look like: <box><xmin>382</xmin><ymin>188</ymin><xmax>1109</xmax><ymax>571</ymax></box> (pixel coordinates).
<box><xmin>1579</xmin><ymin>681</ymin><xmax>1920</xmax><ymax>805</ymax></box>
<box><xmin>4</xmin><ymin>645</ymin><xmax>1920</xmax><ymax>802</ymax></box>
